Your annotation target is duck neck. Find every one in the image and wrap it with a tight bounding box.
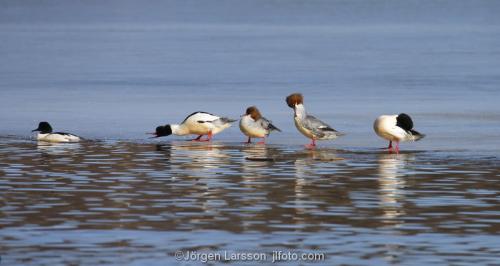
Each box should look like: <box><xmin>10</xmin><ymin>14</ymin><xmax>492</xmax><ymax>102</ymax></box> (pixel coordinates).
<box><xmin>294</xmin><ymin>104</ymin><xmax>307</xmax><ymax>120</ymax></box>
<box><xmin>170</xmin><ymin>124</ymin><xmax>189</xmax><ymax>136</ymax></box>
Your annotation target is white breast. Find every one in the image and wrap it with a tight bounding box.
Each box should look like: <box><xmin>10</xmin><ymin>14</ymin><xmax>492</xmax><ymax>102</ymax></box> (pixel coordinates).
<box><xmin>239</xmin><ymin>115</ymin><xmax>267</xmax><ymax>138</ymax></box>
<box><xmin>37</xmin><ymin>133</ymin><xmax>81</xmax><ymax>143</ymax></box>
<box><xmin>294</xmin><ymin>116</ymin><xmax>315</xmax><ymax>139</ymax></box>
<box><xmin>373</xmin><ymin>115</ymin><xmax>408</xmax><ymax>142</ymax></box>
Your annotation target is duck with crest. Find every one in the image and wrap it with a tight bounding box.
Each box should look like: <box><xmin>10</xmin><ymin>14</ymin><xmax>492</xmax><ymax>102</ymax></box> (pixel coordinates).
<box><xmin>285</xmin><ymin>93</ymin><xmax>344</xmax><ymax>149</ymax></box>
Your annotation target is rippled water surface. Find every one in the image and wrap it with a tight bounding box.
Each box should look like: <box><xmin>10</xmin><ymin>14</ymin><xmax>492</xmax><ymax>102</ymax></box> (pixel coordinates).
<box><xmin>1</xmin><ymin>138</ymin><xmax>499</xmax><ymax>265</ymax></box>
<box><xmin>2</xmin><ymin>0</ymin><xmax>500</xmax><ymax>265</ymax></box>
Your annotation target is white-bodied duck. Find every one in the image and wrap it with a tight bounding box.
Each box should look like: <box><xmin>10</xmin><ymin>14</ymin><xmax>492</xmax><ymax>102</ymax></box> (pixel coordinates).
<box><xmin>32</xmin><ymin>121</ymin><xmax>81</xmax><ymax>143</ymax></box>
<box><xmin>152</xmin><ymin>111</ymin><xmax>236</xmax><ymax>141</ymax></box>
<box><xmin>239</xmin><ymin>106</ymin><xmax>280</xmax><ymax>144</ymax></box>
<box><xmin>373</xmin><ymin>113</ymin><xmax>425</xmax><ymax>153</ymax></box>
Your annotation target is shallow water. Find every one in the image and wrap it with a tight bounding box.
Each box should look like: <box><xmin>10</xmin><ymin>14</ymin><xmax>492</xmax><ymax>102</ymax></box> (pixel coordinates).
<box><xmin>1</xmin><ymin>138</ymin><xmax>499</xmax><ymax>265</ymax></box>
<box><xmin>1</xmin><ymin>0</ymin><xmax>500</xmax><ymax>265</ymax></box>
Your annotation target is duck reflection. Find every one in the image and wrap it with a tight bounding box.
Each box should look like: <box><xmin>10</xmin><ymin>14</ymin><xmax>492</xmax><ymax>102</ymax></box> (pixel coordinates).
<box><xmin>37</xmin><ymin>142</ymin><xmax>81</xmax><ymax>154</ymax></box>
<box><xmin>242</xmin><ymin>144</ymin><xmax>270</xmax><ymax>160</ymax></box>
<box><xmin>293</xmin><ymin>156</ymin><xmax>309</xmax><ymax>199</ymax></box>
<box><xmin>240</xmin><ymin>145</ymin><xmax>277</xmax><ymax>183</ymax></box>
<box><xmin>377</xmin><ymin>153</ymin><xmax>413</xmax><ymax>222</ymax></box>
<box><xmin>292</xmin><ymin>149</ymin><xmax>339</xmax><ymax>217</ymax></box>
<box><xmin>307</xmin><ymin>148</ymin><xmax>342</xmax><ymax>162</ymax></box>
<box><xmin>167</xmin><ymin>141</ymin><xmax>230</xmax><ymax>171</ymax></box>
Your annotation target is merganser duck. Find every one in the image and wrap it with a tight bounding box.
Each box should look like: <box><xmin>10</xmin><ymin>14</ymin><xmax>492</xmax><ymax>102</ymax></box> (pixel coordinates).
<box><xmin>373</xmin><ymin>113</ymin><xmax>425</xmax><ymax>153</ymax></box>
<box><xmin>32</xmin><ymin>122</ymin><xmax>81</xmax><ymax>143</ymax></box>
<box><xmin>285</xmin><ymin>93</ymin><xmax>344</xmax><ymax>148</ymax></box>
<box><xmin>239</xmin><ymin>106</ymin><xmax>281</xmax><ymax>144</ymax></box>
<box><xmin>152</xmin><ymin>111</ymin><xmax>236</xmax><ymax>141</ymax></box>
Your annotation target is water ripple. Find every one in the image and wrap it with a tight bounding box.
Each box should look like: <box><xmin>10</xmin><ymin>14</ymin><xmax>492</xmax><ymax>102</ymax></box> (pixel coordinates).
<box><xmin>0</xmin><ymin>139</ymin><xmax>499</xmax><ymax>265</ymax></box>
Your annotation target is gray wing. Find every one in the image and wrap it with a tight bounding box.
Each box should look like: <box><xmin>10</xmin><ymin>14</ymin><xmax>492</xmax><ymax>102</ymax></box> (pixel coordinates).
<box><xmin>259</xmin><ymin>117</ymin><xmax>281</xmax><ymax>132</ymax></box>
<box><xmin>303</xmin><ymin>115</ymin><xmax>338</xmax><ymax>137</ymax></box>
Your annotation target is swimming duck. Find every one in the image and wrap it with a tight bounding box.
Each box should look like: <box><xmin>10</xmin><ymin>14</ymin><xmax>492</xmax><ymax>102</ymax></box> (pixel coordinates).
<box><xmin>239</xmin><ymin>106</ymin><xmax>281</xmax><ymax>144</ymax></box>
<box><xmin>285</xmin><ymin>93</ymin><xmax>344</xmax><ymax>148</ymax></box>
<box><xmin>152</xmin><ymin>111</ymin><xmax>236</xmax><ymax>141</ymax></box>
<box><xmin>373</xmin><ymin>113</ymin><xmax>425</xmax><ymax>153</ymax></box>
<box><xmin>32</xmin><ymin>121</ymin><xmax>81</xmax><ymax>143</ymax></box>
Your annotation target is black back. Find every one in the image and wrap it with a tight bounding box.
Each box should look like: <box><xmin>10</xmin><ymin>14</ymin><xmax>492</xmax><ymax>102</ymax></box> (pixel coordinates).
<box><xmin>181</xmin><ymin>111</ymin><xmax>214</xmax><ymax>124</ymax></box>
<box><xmin>54</xmin><ymin>132</ymin><xmax>74</xmax><ymax>136</ymax></box>
<box><xmin>396</xmin><ymin>113</ymin><xmax>414</xmax><ymax>131</ymax></box>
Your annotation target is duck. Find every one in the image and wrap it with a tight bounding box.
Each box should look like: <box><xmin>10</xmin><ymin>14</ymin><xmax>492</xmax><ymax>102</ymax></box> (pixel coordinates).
<box><xmin>32</xmin><ymin>121</ymin><xmax>81</xmax><ymax>143</ymax></box>
<box><xmin>373</xmin><ymin>113</ymin><xmax>425</xmax><ymax>153</ymax></box>
<box><xmin>285</xmin><ymin>93</ymin><xmax>344</xmax><ymax>148</ymax></box>
<box><xmin>152</xmin><ymin>111</ymin><xmax>236</xmax><ymax>141</ymax></box>
<box><xmin>239</xmin><ymin>106</ymin><xmax>281</xmax><ymax>144</ymax></box>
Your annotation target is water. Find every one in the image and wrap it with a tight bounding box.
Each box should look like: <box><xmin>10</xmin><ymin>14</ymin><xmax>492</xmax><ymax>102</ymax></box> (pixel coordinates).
<box><xmin>1</xmin><ymin>1</ymin><xmax>500</xmax><ymax>265</ymax></box>
<box><xmin>1</xmin><ymin>139</ymin><xmax>499</xmax><ymax>265</ymax></box>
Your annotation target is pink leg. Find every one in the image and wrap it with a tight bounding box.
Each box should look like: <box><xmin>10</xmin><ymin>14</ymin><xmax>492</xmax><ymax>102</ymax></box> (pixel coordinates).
<box><xmin>203</xmin><ymin>131</ymin><xmax>213</xmax><ymax>142</ymax></box>
<box><xmin>257</xmin><ymin>137</ymin><xmax>266</xmax><ymax>144</ymax></box>
<box><xmin>197</xmin><ymin>132</ymin><xmax>212</xmax><ymax>142</ymax></box>
<box><xmin>191</xmin><ymin>135</ymin><xmax>204</xmax><ymax>141</ymax></box>
<box><xmin>305</xmin><ymin>139</ymin><xmax>316</xmax><ymax>149</ymax></box>
<box><xmin>395</xmin><ymin>142</ymin><xmax>400</xmax><ymax>154</ymax></box>
<box><xmin>387</xmin><ymin>141</ymin><xmax>393</xmax><ymax>153</ymax></box>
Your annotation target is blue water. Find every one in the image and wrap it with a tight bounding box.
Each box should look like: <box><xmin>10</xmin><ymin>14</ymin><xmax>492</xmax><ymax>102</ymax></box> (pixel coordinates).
<box><xmin>1</xmin><ymin>1</ymin><xmax>500</xmax><ymax>153</ymax></box>
<box><xmin>1</xmin><ymin>1</ymin><xmax>500</xmax><ymax>265</ymax></box>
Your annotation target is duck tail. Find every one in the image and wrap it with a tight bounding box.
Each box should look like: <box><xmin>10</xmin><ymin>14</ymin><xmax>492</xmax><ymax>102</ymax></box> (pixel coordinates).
<box><xmin>335</xmin><ymin>131</ymin><xmax>346</xmax><ymax>137</ymax></box>
<box><xmin>409</xmin><ymin>129</ymin><xmax>425</xmax><ymax>141</ymax></box>
<box><xmin>269</xmin><ymin>123</ymin><xmax>281</xmax><ymax>132</ymax></box>
<box><xmin>220</xmin><ymin>117</ymin><xmax>237</xmax><ymax>124</ymax></box>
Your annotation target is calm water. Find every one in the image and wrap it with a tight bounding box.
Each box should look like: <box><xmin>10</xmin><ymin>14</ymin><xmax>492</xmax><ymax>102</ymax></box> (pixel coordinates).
<box><xmin>1</xmin><ymin>0</ymin><xmax>500</xmax><ymax>265</ymax></box>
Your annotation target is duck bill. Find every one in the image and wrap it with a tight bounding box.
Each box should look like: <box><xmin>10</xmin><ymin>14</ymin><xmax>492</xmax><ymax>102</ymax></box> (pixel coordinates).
<box><xmin>146</xmin><ymin>132</ymin><xmax>159</xmax><ymax>138</ymax></box>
